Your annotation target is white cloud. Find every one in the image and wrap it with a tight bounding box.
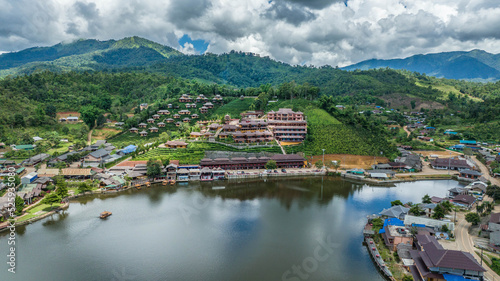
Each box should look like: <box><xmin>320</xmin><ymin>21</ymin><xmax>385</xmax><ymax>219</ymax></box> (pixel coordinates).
<box><xmin>179</xmin><ymin>42</ymin><xmax>197</xmax><ymax>55</ymax></box>
<box><xmin>1</xmin><ymin>0</ymin><xmax>500</xmax><ymax>67</ymax></box>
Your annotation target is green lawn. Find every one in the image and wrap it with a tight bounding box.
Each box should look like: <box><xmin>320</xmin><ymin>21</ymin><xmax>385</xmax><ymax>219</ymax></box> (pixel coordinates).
<box><xmin>18</xmin><ymin>203</ymin><xmax>62</xmax><ymax>222</ymax></box>
<box><xmin>211</xmin><ymin>98</ymin><xmax>254</xmax><ymax>118</ymax></box>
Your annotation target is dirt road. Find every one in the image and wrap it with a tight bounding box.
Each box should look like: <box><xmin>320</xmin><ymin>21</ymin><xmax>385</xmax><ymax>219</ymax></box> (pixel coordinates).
<box><xmin>403</xmin><ymin>125</ymin><xmax>411</xmax><ymax>137</ymax></box>
<box><xmin>473</xmin><ymin>155</ymin><xmax>500</xmax><ymax>186</ymax></box>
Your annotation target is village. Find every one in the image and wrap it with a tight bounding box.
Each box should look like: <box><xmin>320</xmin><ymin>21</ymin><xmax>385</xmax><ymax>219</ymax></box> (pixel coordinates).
<box><xmin>2</xmin><ymin>92</ymin><xmax>500</xmax><ymax>281</ymax></box>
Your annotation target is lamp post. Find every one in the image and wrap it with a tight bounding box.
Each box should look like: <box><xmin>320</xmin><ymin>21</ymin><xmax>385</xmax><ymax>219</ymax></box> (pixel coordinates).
<box><xmin>322</xmin><ymin>149</ymin><xmax>325</xmax><ymax>170</ymax></box>
<box><xmin>448</xmin><ymin>151</ymin><xmax>451</xmax><ymax>175</ymax></box>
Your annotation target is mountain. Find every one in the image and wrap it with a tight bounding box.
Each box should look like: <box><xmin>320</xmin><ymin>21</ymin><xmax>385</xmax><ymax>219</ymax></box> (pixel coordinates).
<box><xmin>0</xmin><ymin>36</ymin><xmax>183</xmax><ymax>77</ymax></box>
<box><xmin>342</xmin><ymin>50</ymin><xmax>500</xmax><ymax>81</ymax></box>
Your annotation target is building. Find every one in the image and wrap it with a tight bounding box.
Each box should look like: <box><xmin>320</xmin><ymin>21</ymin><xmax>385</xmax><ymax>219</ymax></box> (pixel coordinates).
<box><xmin>267</xmin><ymin>108</ymin><xmax>304</xmax><ymax>121</ymax></box>
<box><xmin>24</xmin><ymin>153</ymin><xmax>50</xmax><ymax>166</ymax></box>
<box><xmin>203</xmin><ymin>102</ymin><xmax>214</xmax><ymax>109</ymax></box>
<box><xmin>165</xmin><ymin>141</ymin><xmax>188</xmax><ymax>149</ymax></box>
<box><xmin>176</xmin><ymin>169</ymin><xmax>189</xmax><ymax>181</ymax></box>
<box><xmin>152</xmin><ymin>114</ymin><xmax>160</xmax><ymax>120</ymax></box>
<box><xmin>140</xmin><ymin>131</ymin><xmax>148</xmax><ymax>137</ymax></box>
<box><xmin>200</xmin><ymin>106</ymin><xmax>208</xmax><ymax>114</ymax></box>
<box><xmin>21</xmin><ymin>172</ymin><xmax>38</xmax><ymax>185</ymax></box>
<box><xmin>268</xmin><ymin>119</ymin><xmax>307</xmax><ymax>144</ymax></box>
<box><xmin>489</xmin><ymin>213</ymin><xmax>500</xmax><ymax>232</ymax></box>
<box><xmin>451</xmin><ymin>194</ymin><xmax>476</xmax><ymax>209</ymax></box>
<box><xmin>367</xmin><ymin>169</ymin><xmax>396</xmax><ymax>179</ymax></box>
<box><xmin>61</xmin><ymin>168</ymin><xmax>93</xmax><ymax>179</ymax></box>
<box><xmin>430</xmin><ymin>158</ymin><xmax>471</xmax><ymax>171</ymax></box>
<box><xmin>240</xmin><ymin>110</ymin><xmax>264</xmax><ymax>119</ymax></box>
<box><xmin>200</xmin><ymin>154</ymin><xmax>306</xmax><ymax>170</ymax></box>
<box><xmin>382</xmin><ymin>225</ymin><xmax>413</xmax><ymax>251</ymax></box>
<box><xmin>129</xmin><ymin>127</ymin><xmax>139</xmax><ymax>133</ymax></box>
<box><xmin>66</xmin><ymin>116</ymin><xmax>79</xmax><ymax>122</ymax></box>
<box><xmin>458</xmin><ymin>169</ymin><xmax>482</xmax><ymax>180</ymax></box>
<box><xmin>84</xmin><ymin>148</ymin><xmax>111</xmax><ymax>163</ymax></box>
<box><xmin>410</xmin><ymin>234</ymin><xmax>485</xmax><ymax>280</ymax></box>
<box><xmin>149</xmin><ymin>127</ymin><xmax>159</xmax><ymax>133</ymax></box>
<box><xmin>379</xmin><ymin>205</ymin><xmax>409</xmax><ymax>220</ymax></box>
<box><xmin>158</xmin><ymin>122</ymin><xmax>166</xmax><ymax>128</ymax></box>
<box><xmin>140</xmin><ymin>103</ymin><xmax>148</xmax><ymax>110</ymax></box>
<box><xmin>179</xmin><ymin>94</ymin><xmax>192</xmax><ymax>103</ymax></box>
<box><xmin>117</xmin><ymin>145</ymin><xmax>137</xmax><ymax>156</ymax></box>
<box><xmin>179</xmin><ymin>110</ymin><xmax>191</xmax><ymax>115</ymax></box>
<box><xmin>138</xmin><ymin>123</ymin><xmax>147</xmax><ymax>128</ymax></box>
<box><xmin>158</xmin><ymin>110</ymin><xmax>170</xmax><ymax>115</ymax></box>
<box><xmin>183</xmin><ymin>118</ymin><xmax>190</xmax><ymax>123</ymax></box>
<box><xmin>448</xmin><ymin>186</ymin><xmax>467</xmax><ymax>198</ymax></box>
<box><xmin>147</xmin><ymin>118</ymin><xmax>155</xmax><ymax>124</ymax></box>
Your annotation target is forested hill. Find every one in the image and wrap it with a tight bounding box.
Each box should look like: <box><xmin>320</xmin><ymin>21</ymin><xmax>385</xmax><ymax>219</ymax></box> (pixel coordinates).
<box><xmin>342</xmin><ymin>49</ymin><xmax>500</xmax><ymax>81</ymax></box>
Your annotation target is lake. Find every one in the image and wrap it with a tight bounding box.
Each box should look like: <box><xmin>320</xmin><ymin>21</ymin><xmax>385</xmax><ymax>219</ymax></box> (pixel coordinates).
<box><xmin>0</xmin><ymin>177</ymin><xmax>459</xmax><ymax>281</ymax></box>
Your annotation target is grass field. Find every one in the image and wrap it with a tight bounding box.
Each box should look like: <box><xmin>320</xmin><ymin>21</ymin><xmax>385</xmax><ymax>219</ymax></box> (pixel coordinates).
<box><xmin>92</xmin><ymin>127</ymin><xmax>122</xmax><ymax>140</ymax></box>
<box><xmin>310</xmin><ymin>154</ymin><xmax>389</xmax><ymax>169</ymax></box>
<box><xmin>18</xmin><ymin>203</ymin><xmax>62</xmax><ymax>222</ymax></box>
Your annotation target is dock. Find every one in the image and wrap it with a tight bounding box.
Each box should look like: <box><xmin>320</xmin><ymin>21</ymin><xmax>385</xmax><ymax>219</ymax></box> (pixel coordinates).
<box><xmin>365</xmin><ymin>237</ymin><xmax>394</xmax><ymax>280</ymax></box>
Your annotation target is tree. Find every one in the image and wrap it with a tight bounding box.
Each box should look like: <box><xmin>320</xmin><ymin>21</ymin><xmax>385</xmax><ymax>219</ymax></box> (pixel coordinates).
<box><xmin>42</xmin><ymin>193</ymin><xmax>61</xmax><ymax>207</ymax></box>
<box><xmin>45</xmin><ymin>104</ymin><xmax>57</xmax><ymax>118</ymax></box>
<box><xmin>465</xmin><ymin>212</ymin><xmax>481</xmax><ymax>225</ymax></box>
<box><xmin>402</xmin><ymin>275</ymin><xmax>413</xmax><ymax>281</ymax></box>
<box><xmin>55</xmin><ymin>184</ymin><xmax>68</xmax><ymax>198</ymax></box>
<box><xmin>315</xmin><ymin>160</ymin><xmax>323</xmax><ymax>169</ymax></box>
<box><xmin>441</xmin><ymin>224</ymin><xmax>449</xmax><ymax>233</ymax></box>
<box><xmin>61</xmin><ymin>126</ymin><xmax>69</xmax><ymax>135</ymax></box>
<box><xmin>78</xmin><ymin>182</ymin><xmax>92</xmax><ymax>193</ymax></box>
<box><xmin>391</xmin><ymin>200</ymin><xmax>403</xmax><ymax>206</ymax></box>
<box><xmin>332</xmin><ymin>160</ymin><xmax>341</xmax><ymax>172</ymax></box>
<box><xmin>440</xmin><ymin>201</ymin><xmax>453</xmax><ymax>213</ymax></box>
<box><xmin>80</xmin><ymin>105</ymin><xmax>100</xmax><ymax>129</ymax></box>
<box><xmin>422</xmin><ymin>194</ymin><xmax>432</xmax><ymax>204</ymax></box>
<box><xmin>4</xmin><ymin>175</ymin><xmax>20</xmax><ymax>187</ymax></box>
<box><xmin>146</xmin><ymin>159</ymin><xmax>162</xmax><ymax>177</ymax></box>
<box><xmin>410</xmin><ymin>205</ymin><xmax>424</xmax><ymax>216</ymax></box>
<box><xmin>265</xmin><ymin>160</ymin><xmax>277</xmax><ymax>170</ymax></box>
<box><xmin>15</xmin><ymin>196</ymin><xmax>25</xmax><ymax>216</ymax></box>
<box><xmin>432</xmin><ymin>204</ymin><xmax>445</xmax><ymax>219</ymax></box>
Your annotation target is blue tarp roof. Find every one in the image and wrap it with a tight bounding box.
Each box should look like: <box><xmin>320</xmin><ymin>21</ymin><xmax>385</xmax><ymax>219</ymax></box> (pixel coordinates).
<box><xmin>443</xmin><ymin>274</ymin><xmax>468</xmax><ymax>281</ymax></box>
<box><xmin>460</xmin><ymin>140</ymin><xmax>477</xmax><ymax>144</ymax></box>
<box><xmin>120</xmin><ymin>145</ymin><xmax>137</xmax><ymax>154</ymax></box>
<box><xmin>379</xmin><ymin>218</ymin><xmax>405</xmax><ymax>234</ymax></box>
<box><xmin>412</xmin><ymin>223</ymin><xmax>426</xmax><ymax>228</ymax></box>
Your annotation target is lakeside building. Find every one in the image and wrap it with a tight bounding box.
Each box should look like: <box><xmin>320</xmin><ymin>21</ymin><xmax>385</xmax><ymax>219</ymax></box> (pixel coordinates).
<box><xmin>430</xmin><ymin>158</ymin><xmax>471</xmax><ymax>171</ymax></box>
<box><xmin>410</xmin><ymin>234</ymin><xmax>485</xmax><ymax>280</ymax></box>
<box><xmin>200</xmin><ymin>154</ymin><xmax>306</xmax><ymax>170</ymax></box>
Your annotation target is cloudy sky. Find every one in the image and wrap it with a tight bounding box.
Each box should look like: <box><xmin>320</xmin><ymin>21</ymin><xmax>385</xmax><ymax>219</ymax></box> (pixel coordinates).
<box><xmin>1</xmin><ymin>0</ymin><xmax>500</xmax><ymax>67</ymax></box>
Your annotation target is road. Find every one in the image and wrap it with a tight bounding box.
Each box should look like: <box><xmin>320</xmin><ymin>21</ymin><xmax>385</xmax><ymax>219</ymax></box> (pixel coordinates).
<box><xmin>403</xmin><ymin>125</ymin><xmax>411</xmax><ymax>137</ymax></box>
<box><xmin>472</xmin><ymin>155</ymin><xmax>500</xmax><ymax>186</ymax></box>
<box><xmin>450</xmin><ymin>211</ymin><xmax>500</xmax><ymax>281</ymax></box>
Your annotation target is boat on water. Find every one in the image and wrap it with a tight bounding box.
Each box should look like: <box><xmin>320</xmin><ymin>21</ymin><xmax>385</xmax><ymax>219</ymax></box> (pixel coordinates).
<box><xmin>100</xmin><ymin>211</ymin><xmax>112</xmax><ymax>219</ymax></box>
<box><xmin>162</xmin><ymin>180</ymin><xmax>169</xmax><ymax>186</ymax></box>
<box><xmin>169</xmin><ymin>180</ymin><xmax>176</xmax><ymax>185</ymax></box>
<box><xmin>145</xmin><ymin>182</ymin><xmax>151</xmax><ymax>187</ymax></box>
<box><xmin>135</xmin><ymin>184</ymin><xmax>141</xmax><ymax>190</ymax></box>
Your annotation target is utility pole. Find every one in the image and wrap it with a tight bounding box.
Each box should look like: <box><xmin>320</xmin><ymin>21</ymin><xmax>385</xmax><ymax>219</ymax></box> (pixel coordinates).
<box><xmin>322</xmin><ymin>149</ymin><xmax>325</xmax><ymax>170</ymax></box>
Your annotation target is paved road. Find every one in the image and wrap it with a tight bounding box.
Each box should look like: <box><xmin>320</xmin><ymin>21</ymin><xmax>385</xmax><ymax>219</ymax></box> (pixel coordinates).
<box><xmin>473</xmin><ymin>155</ymin><xmax>500</xmax><ymax>186</ymax></box>
<box><xmin>452</xmin><ymin>212</ymin><xmax>500</xmax><ymax>281</ymax></box>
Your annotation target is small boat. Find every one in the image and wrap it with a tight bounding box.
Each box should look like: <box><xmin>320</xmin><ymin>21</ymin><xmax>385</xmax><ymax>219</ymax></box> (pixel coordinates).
<box><xmin>162</xmin><ymin>180</ymin><xmax>169</xmax><ymax>186</ymax></box>
<box><xmin>100</xmin><ymin>211</ymin><xmax>112</xmax><ymax>219</ymax></box>
<box><xmin>135</xmin><ymin>184</ymin><xmax>141</xmax><ymax>190</ymax></box>
<box><xmin>169</xmin><ymin>180</ymin><xmax>176</xmax><ymax>185</ymax></box>
<box><xmin>145</xmin><ymin>182</ymin><xmax>151</xmax><ymax>187</ymax></box>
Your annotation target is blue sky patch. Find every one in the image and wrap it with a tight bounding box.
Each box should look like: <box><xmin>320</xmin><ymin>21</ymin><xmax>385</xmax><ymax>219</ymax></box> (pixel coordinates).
<box><xmin>178</xmin><ymin>34</ymin><xmax>209</xmax><ymax>54</ymax></box>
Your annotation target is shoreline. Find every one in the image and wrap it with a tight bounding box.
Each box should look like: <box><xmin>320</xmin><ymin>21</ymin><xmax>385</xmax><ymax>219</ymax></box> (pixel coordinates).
<box><xmin>1</xmin><ymin>172</ymin><xmax>456</xmax><ymax>232</ymax></box>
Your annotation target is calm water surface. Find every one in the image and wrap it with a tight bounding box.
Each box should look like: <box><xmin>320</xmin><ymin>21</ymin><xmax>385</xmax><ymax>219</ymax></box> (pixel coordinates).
<box><xmin>0</xmin><ymin>178</ymin><xmax>459</xmax><ymax>281</ymax></box>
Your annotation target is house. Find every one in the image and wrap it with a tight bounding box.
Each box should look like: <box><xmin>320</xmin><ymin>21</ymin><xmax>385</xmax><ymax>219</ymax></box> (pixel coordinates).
<box><xmin>201</xmin><ymin>167</ymin><xmax>212</xmax><ymax>181</ymax></box>
<box><xmin>379</xmin><ymin>205</ymin><xmax>409</xmax><ymax>220</ymax></box>
<box><xmin>191</xmin><ymin>114</ymin><xmax>199</xmax><ymax>119</ymax></box>
<box><xmin>35</xmin><ymin>168</ymin><xmax>60</xmax><ymax>178</ymax></box>
<box><xmin>458</xmin><ymin>169</ymin><xmax>482</xmax><ymax>180</ymax></box>
<box><xmin>448</xmin><ymin>186</ymin><xmax>467</xmax><ymax>198</ymax></box>
<box><xmin>15</xmin><ymin>144</ymin><xmax>35</xmax><ymax>150</ymax></box>
<box><xmin>366</xmin><ymin>169</ymin><xmax>396</xmax><ymax>179</ymax></box>
<box><xmin>410</xmin><ymin>234</ymin><xmax>485</xmax><ymax>280</ymax></box>
<box><xmin>17</xmin><ymin>183</ymin><xmax>42</xmax><ymax>204</ymax></box>
<box><xmin>167</xmin><ymin>104</ymin><xmax>173</xmax><ymax>108</ymax></box>
<box><xmin>33</xmin><ymin>136</ymin><xmax>43</xmax><ymax>142</ymax></box>
<box><xmin>190</xmin><ymin>132</ymin><xmax>203</xmax><ymax>138</ymax></box>
<box><xmin>431</xmin><ymin>196</ymin><xmax>445</xmax><ymax>204</ymax></box>
<box><xmin>90</xmin><ymin>140</ymin><xmax>106</xmax><ymax>150</ymax></box>
<box><xmin>404</xmin><ymin>215</ymin><xmax>455</xmax><ymax>232</ymax></box>
<box><xmin>179</xmin><ymin>110</ymin><xmax>191</xmax><ymax>115</ymax></box>
<box><xmin>394</xmin><ymin>154</ymin><xmax>422</xmax><ymax>171</ymax></box>
<box><xmin>190</xmin><ymin>103</ymin><xmax>197</xmax><ymax>108</ymax></box>
<box><xmin>147</xmin><ymin>118</ymin><xmax>155</xmax><ymax>124</ymax></box>
<box><xmin>84</xmin><ymin>148</ymin><xmax>111</xmax><ymax>163</ymax></box>
<box><xmin>117</xmin><ymin>145</ymin><xmax>137</xmax><ymax>156</ymax></box>
<box><xmin>173</xmin><ymin>114</ymin><xmax>180</xmax><ymax>119</ymax></box>
<box><xmin>165</xmin><ymin>141</ymin><xmax>188</xmax><ymax>149</ymax></box>
<box><xmin>212</xmin><ymin>169</ymin><xmax>225</xmax><ymax>180</ymax></box>
<box><xmin>203</xmin><ymin>102</ymin><xmax>214</xmax><ymax>109</ymax></box>
<box><xmin>183</xmin><ymin>118</ymin><xmax>190</xmax><ymax>123</ymax></box>
<box><xmin>140</xmin><ymin>131</ymin><xmax>148</xmax><ymax>137</ymax></box>
<box><xmin>200</xmin><ymin>106</ymin><xmax>208</xmax><ymax>114</ymax></box>
<box><xmin>418</xmin><ymin>203</ymin><xmax>437</xmax><ymax>218</ymax></box>
<box><xmin>140</xmin><ymin>103</ymin><xmax>148</xmax><ymax>110</ymax></box>
<box><xmin>138</xmin><ymin>123</ymin><xmax>147</xmax><ymax>128</ymax></box>
<box><xmin>185</xmin><ymin>103</ymin><xmax>191</xmax><ymax>108</ymax></box>
<box><xmin>452</xmin><ymin>194</ymin><xmax>476</xmax><ymax>208</ymax></box>
<box><xmin>66</xmin><ymin>116</ymin><xmax>79</xmax><ymax>122</ymax></box>
<box><xmin>176</xmin><ymin>168</ymin><xmax>189</xmax><ymax>182</ymax></box>
<box><xmin>489</xmin><ymin>213</ymin><xmax>500</xmax><ymax>232</ymax></box>
<box><xmin>430</xmin><ymin>158</ymin><xmax>471</xmax><ymax>171</ymax></box>
<box><xmin>23</xmin><ymin>153</ymin><xmax>50</xmax><ymax>166</ymax></box>
<box><xmin>129</xmin><ymin>127</ymin><xmax>139</xmax><ymax>133</ymax></box>
<box><xmin>115</xmin><ymin>122</ymin><xmax>125</xmax><ymax>127</ymax></box>
<box><xmin>175</xmin><ymin>122</ymin><xmax>181</xmax><ymax>127</ymax></box>
<box><xmin>166</xmin><ymin>164</ymin><xmax>177</xmax><ymax>181</ymax></box>
<box><xmin>61</xmin><ymin>168</ymin><xmax>93</xmax><ymax>179</ymax></box>
<box><xmin>165</xmin><ymin>118</ymin><xmax>174</xmax><ymax>123</ymax></box>
<box><xmin>189</xmin><ymin>169</ymin><xmax>201</xmax><ymax>181</ymax></box>
<box><xmin>382</xmin><ymin>225</ymin><xmax>413</xmax><ymax>251</ymax></box>
<box><xmin>21</xmin><ymin>172</ymin><xmax>38</xmax><ymax>185</ymax></box>
<box><xmin>149</xmin><ymin>127</ymin><xmax>159</xmax><ymax>133</ymax></box>
<box><xmin>158</xmin><ymin>110</ymin><xmax>170</xmax><ymax>115</ymax></box>
<box><xmin>152</xmin><ymin>114</ymin><xmax>160</xmax><ymax>119</ymax></box>
<box><xmin>158</xmin><ymin>122</ymin><xmax>166</xmax><ymax>128</ymax></box>
<box><xmin>466</xmin><ymin>181</ymin><xmax>487</xmax><ymax>195</ymax></box>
